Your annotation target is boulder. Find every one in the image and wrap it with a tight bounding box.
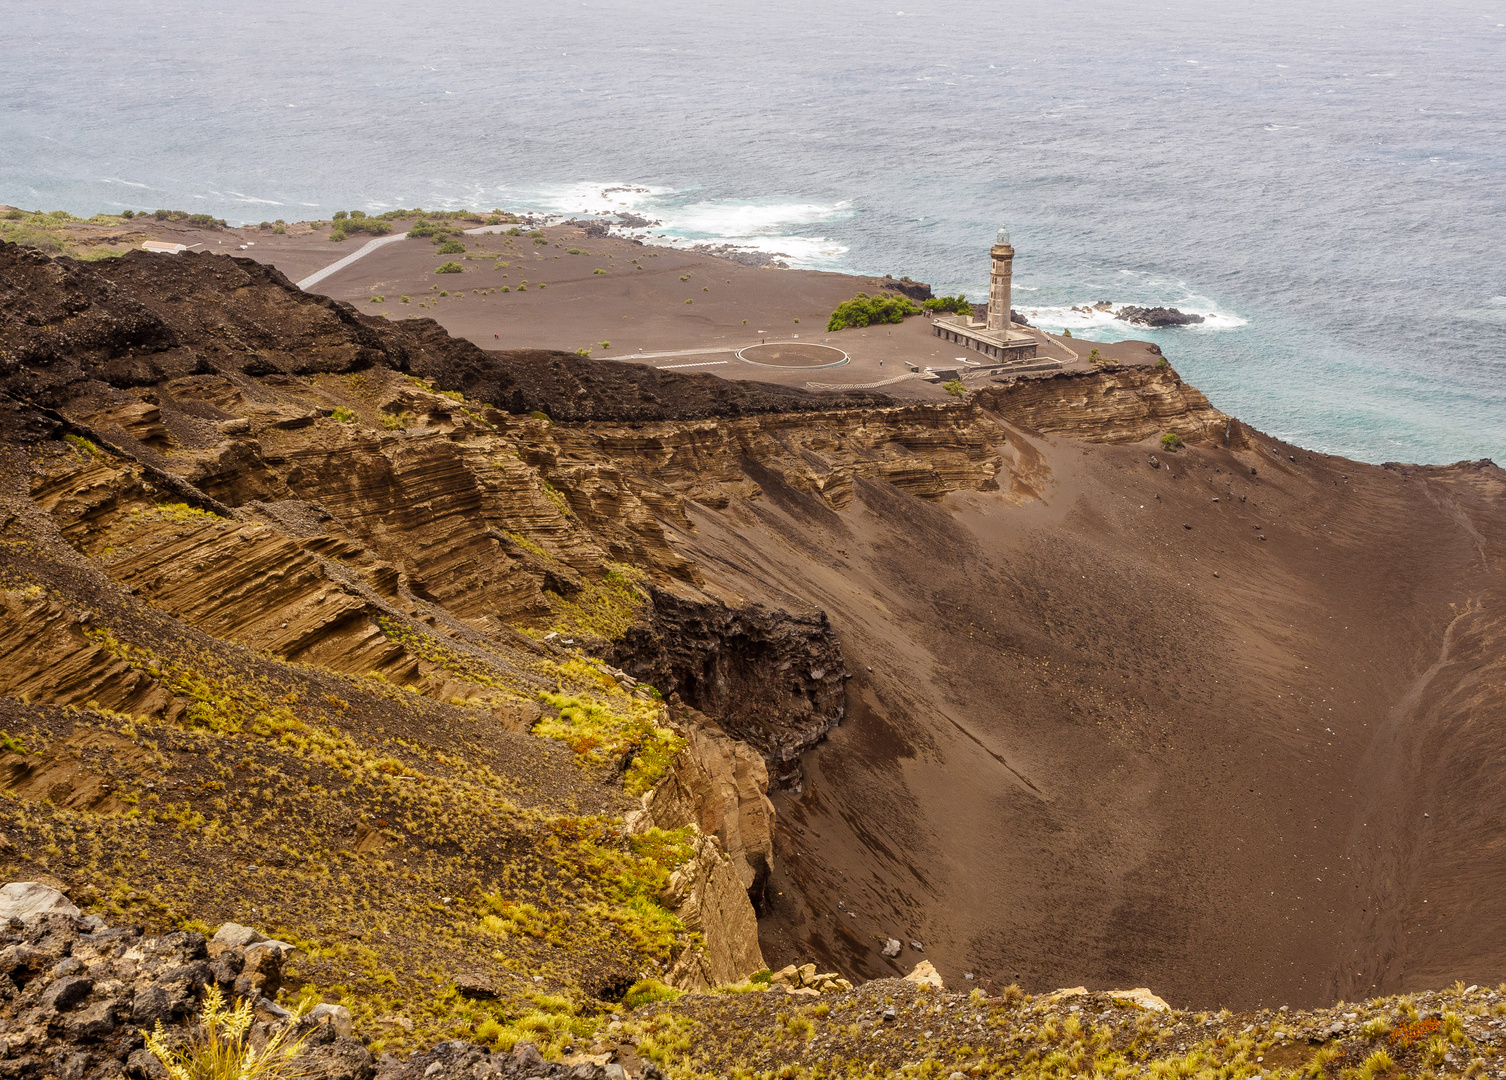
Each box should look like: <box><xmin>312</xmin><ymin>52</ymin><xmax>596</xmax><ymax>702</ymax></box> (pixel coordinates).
<box><xmin>1109</xmin><ymin>987</ymin><xmax>1172</xmax><ymax>1012</ymax></box>
<box><xmin>903</xmin><ymin>960</ymin><xmax>943</xmax><ymax>990</ymax></box>
<box><xmin>881</xmin><ymin>938</ymin><xmax>902</xmax><ymax>958</ymax></box>
<box><xmin>1117</xmin><ymin>306</ymin><xmax>1205</xmax><ymax>328</ymax></box>
<box><xmin>453</xmin><ymin>974</ymin><xmax>498</xmax><ymax>1000</ymax></box>
<box><xmin>40</xmin><ymin>975</ymin><xmax>93</xmax><ymax>1011</ymax></box>
<box><xmin>0</xmin><ymin>883</ymin><xmax>80</xmax><ymax>923</ymax></box>
<box><xmin>299</xmin><ymin>1034</ymin><xmax>375</xmax><ymax>1080</ymax></box>
<box><xmin>210</xmin><ymin>923</ymin><xmax>263</xmax><ymax>949</ymax></box>
<box><xmin>307</xmin><ymin>1002</ymin><xmax>356</xmax><ymax>1037</ymax></box>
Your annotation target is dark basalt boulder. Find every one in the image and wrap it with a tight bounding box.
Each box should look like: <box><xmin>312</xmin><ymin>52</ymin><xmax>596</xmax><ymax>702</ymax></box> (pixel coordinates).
<box><xmin>1117</xmin><ymin>306</ymin><xmax>1205</xmax><ymax>327</ymax></box>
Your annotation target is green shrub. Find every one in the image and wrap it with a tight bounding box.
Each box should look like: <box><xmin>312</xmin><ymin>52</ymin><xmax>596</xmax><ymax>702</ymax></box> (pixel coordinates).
<box><xmin>272</xmin><ymin>224</ymin><xmax>286</xmax><ymax>235</ymax></box>
<box><xmin>121</xmin><ymin>209</ymin><xmax>135</xmax><ymax>219</ymax></box>
<box><xmin>529</xmin><ymin>410</ymin><xmax>551</xmax><ymax>424</ymax></box>
<box><xmin>332</xmin><ymin>210</ymin><xmax>348</xmax><ymax>221</ymax></box>
<box><xmin>620</xmin><ymin>979</ymin><xmax>681</xmax><ymax>1010</ymax></box>
<box><xmin>1156</xmin><ymin>357</ymin><xmax>1169</xmax><ymax>368</ymax></box>
<box><xmin>593</xmin><ymin>268</ymin><xmax>606</xmax><ymax>275</ymax></box>
<box><xmin>507</xmin><ymin>227</ymin><xmax>521</xmax><ymax>236</ymax></box>
<box><xmin>330</xmin><ymin>407</ymin><xmax>357</xmax><ymax>423</ymax></box>
<box><xmin>438</xmin><ymin>239</ymin><xmax>466</xmax><ymax>254</ymax></box>
<box><xmin>567</xmin><ymin>248</ymin><xmax>584</xmax><ymax>255</ymax></box>
<box><xmin>533</xmin><ymin>237</ymin><xmax>547</xmax><ymax>246</ymax></box>
<box><xmin>330</xmin><ymin>217</ymin><xmax>392</xmax><ymax>242</ymax></box>
<box><xmin>575</xmin><ymin>347</ymin><xmax>591</xmax><ymax>357</ymax></box>
<box><xmin>827</xmin><ymin>292</ymin><xmax>921</xmax><ymax>331</ymax></box>
<box><xmin>922</xmin><ymin>294</ymin><xmax>972</xmax><ymax>315</ymax></box>
<box><xmin>943</xmin><ymin>379</ymin><xmax>967</xmax><ymax>397</ymax></box>
<box><xmin>1160</xmin><ymin>432</ymin><xmax>1184</xmax><ymax>450</ymax></box>
<box><xmin>435</xmin><ymin>262</ymin><xmax>463</xmax><ymax>274</ymax></box>
<box><xmin>1062</xmin><ymin>328</ymin><xmax>1073</xmax><ymax>338</ymax></box>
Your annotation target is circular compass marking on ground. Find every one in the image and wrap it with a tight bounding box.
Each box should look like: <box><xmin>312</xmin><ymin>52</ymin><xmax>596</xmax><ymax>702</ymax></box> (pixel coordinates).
<box><xmin>734</xmin><ymin>342</ymin><xmax>849</xmax><ymax>369</ymax></box>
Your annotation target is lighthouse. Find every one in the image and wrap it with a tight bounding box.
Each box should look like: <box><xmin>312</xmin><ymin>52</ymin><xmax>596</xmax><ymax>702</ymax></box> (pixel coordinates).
<box><xmin>928</xmin><ymin>222</ymin><xmax>1043</xmax><ymax>368</ymax></box>
<box><xmin>986</xmin><ymin>224</ymin><xmax>1013</xmax><ymax>333</ymax></box>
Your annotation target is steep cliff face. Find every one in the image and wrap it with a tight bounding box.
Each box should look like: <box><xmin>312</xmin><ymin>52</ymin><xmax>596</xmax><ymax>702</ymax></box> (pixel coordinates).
<box><xmin>609</xmin><ymin>594</ymin><xmax>847</xmax><ymax>788</ymax></box>
<box><xmin>976</xmin><ymin>364</ymin><xmax>1235</xmax><ymax>445</ymax></box>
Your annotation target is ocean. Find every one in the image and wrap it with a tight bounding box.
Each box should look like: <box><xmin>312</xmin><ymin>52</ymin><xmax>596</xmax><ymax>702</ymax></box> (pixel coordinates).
<box><xmin>4</xmin><ymin>0</ymin><xmax>1503</xmax><ymax>465</ymax></box>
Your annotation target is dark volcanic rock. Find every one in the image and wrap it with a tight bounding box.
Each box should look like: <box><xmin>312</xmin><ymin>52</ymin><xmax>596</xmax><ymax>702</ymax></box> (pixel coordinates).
<box><xmin>1010</xmin><ymin>308</ymin><xmax>1031</xmax><ymax>326</ymax></box>
<box><xmin>1117</xmin><ymin>305</ymin><xmax>1205</xmax><ymax>327</ymax></box>
<box><xmin>607</xmin><ymin>588</ymin><xmax>848</xmax><ymax>787</ymax></box>
<box><xmin>883</xmin><ymin>278</ymin><xmax>933</xmax><ymax>301</ymax></box>
<box><xmin>0</xmin><ymin>241</ymin><xmax>891</xmax><ymax>422</ymax></box>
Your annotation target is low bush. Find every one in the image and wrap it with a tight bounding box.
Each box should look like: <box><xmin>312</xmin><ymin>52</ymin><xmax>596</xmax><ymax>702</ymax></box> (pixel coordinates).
<box><xmin>621</xmin><ymin>979</ymin><xmax>681</xmax><ymax>1010</ymax></box>
<box><xmin>922</xmin><ymin>294</ymin><xmax>973</xmax><ymax>315</ymax></box>
<box><xmin>330</xmin><ymin>217</ymin><xmax>392</xmax><ymax>242</ymax></box>
<box><xmin>434</xmin><ymin>262</ymin><xmax>463</xmax><ymax>274</ymax></box>
<box><xmin>826</xmin><ymin>292</ymin><xmax>921</xmax><ymax>331</ymax></box>
<box><xmin>943</xmin><ymin>379</ymin><xmax>967</xmax><ymax>397</ymax></box>
<box><xmin>149</xmin><ymin>210</ymin><xmax>228</xmax><ymax>228</ymax></box>
<box><xmin>438</xmin><ymin>239</ymin><xmax>466</xmax><ymax>254</ymax></box>
<box><xmin>1160</xmin><ymin>432</ymin><xmax>1184</xmax><ymax>450</ymax></box>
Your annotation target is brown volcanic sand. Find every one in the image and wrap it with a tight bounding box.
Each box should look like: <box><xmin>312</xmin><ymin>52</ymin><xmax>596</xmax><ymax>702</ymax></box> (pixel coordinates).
<box><xmin>670</xmin><ymin>431</ymin><xmax>1506</xmax><ymax>1010</ymax></box>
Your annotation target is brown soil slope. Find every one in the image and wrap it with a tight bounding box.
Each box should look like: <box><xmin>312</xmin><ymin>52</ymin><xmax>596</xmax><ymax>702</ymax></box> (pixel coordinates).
<box><xmin>2</xmin><ymin>241</ymin><xmax>1504</xmax><ymax>1019</ymax></box>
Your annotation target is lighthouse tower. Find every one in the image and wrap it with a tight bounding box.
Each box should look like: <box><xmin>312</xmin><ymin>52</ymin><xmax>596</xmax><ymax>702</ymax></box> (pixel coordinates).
<box><xmin>986</xmin><ymin>224</ymin><xmax>1014</xmax><ymax>333</ymax></box>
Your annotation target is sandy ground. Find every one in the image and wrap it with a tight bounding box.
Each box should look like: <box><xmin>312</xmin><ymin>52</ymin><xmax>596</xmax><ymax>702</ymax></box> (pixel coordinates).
<box><xmin>50</xmin><ymin>214</ymin><xmax>1158</xmax><ymax>402</ymax></box>
<box><xmin>213</xmin><ymin>219</ymin><xmax>1155</xmax><ymax>402</ymax></box>
<box><xmin>670</xmin><ymin>426</ymin><xmax>1506</xmax><ymax>1010</ymax></box>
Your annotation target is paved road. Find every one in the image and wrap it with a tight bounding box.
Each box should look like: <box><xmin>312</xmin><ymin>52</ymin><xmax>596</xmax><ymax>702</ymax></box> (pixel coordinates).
<box><xmin>295</xmin><ymin>232</ymin><xmax>410</xmax><ymax>291</ymax></box>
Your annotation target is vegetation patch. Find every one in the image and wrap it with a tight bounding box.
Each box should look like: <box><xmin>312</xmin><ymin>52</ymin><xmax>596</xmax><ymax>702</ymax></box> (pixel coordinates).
<box><xmin>826</xmin><ymin>293</ymin><xmax>921</xmax><ymax>331</ymax></box>
<box><xmin>922</xmin><ymin>294</ymin><xmax>973</xmax><ymax>315</ymax></box>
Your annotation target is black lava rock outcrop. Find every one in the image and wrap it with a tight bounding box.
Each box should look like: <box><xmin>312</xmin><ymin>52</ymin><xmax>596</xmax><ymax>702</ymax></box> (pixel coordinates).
<box><xmin>1117</xmin><ymin>306</ymin><xmax>1205</xmax><ymax>328</ymax></box>
<box><xmin>0</xmin><ymin>242</ymin><xmax>890</xmax><ymax>422</ymax></box>
<box><xmin>607</xmin><ymin>588</ymin><xmax>848</xmax><ymax>788</ymax></box>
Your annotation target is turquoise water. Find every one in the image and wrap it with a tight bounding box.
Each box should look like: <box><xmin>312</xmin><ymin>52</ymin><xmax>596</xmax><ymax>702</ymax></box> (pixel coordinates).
<box><xmin>4</xmin><ymin>0</ymin><xmax>1503</xmax><ymax>464</ymax></box>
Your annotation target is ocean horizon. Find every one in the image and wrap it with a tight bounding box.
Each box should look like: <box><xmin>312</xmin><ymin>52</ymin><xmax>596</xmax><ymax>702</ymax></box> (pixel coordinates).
<box><xmin>4</xmin><ymin>0</ymin><xmax>1503</xmax><ymax>465</ymax></box>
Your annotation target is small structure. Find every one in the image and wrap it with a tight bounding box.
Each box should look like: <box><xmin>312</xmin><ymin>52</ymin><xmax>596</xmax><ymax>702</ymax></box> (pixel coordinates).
<box><xmin>931</xmin><ymin>224</ymin><xmax>1038</xmax><ymax>364</ymax></box>
<box><xmin>141</xmin><ymin>241</ymin><xmax>189</xmax><ymax>254</ymax></box>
